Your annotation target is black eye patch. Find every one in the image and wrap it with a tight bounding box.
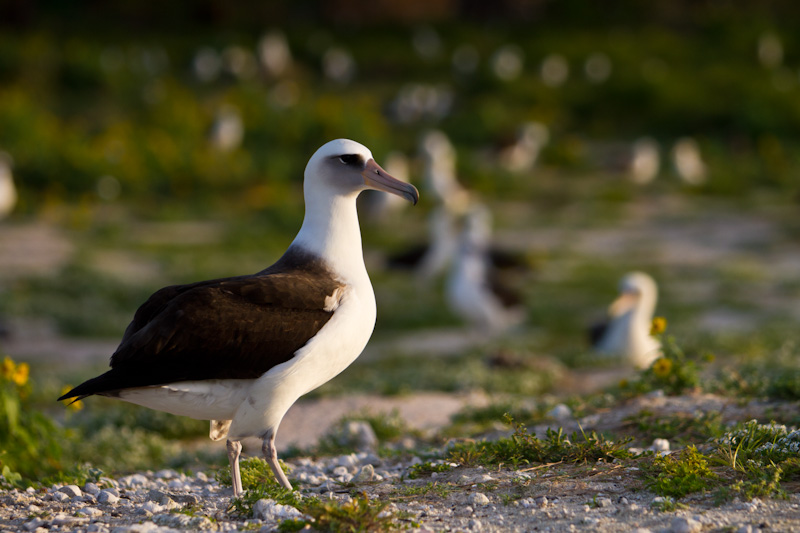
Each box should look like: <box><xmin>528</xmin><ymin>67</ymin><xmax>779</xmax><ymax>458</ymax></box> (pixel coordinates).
<box><xmin>338</xmin><ymin>154</ymin><xmax>363</xmax><ymax>166</ymax></box>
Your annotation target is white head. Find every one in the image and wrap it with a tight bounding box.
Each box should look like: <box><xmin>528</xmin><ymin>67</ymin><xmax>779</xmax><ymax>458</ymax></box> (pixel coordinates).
<box><xmin>304</xmin><ymin>139</ymin><xmax>418</xmax><ymax>205</ymax></box>
<box><xmin>609</xmin><ymin>271</ymin><xmax>658</xmax><ymax>319</ymax></box>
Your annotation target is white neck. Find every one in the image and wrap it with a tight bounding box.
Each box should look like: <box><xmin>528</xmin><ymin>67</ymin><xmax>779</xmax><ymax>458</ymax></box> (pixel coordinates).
<box><xmin>289</xmin><ymin>189</ymin><xmax>368</xmax><ymax>283</ymax></box>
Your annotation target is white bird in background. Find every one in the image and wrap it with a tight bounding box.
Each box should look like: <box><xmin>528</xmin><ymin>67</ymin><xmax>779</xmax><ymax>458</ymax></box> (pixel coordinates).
<box><xmin>498</xmin><ymin>121</ymin><xmax>550</xmax><ymax>173</ymax></box>
<box><xmin>209</xmin><ymin>104</ymin><xmax>244</xmax><ymax>153</ymax></box>
<box><xmin>420</xmin><ymin>130</ymin><xmax>470</xmax><ymax>213</ymax></box>
<box><xmin>629</xmin><ymin>137</ymin><xmax>660</xmax><ymax>184</ymax></box>
<box><xmin>672</xmin><ymin>137</ymin><xmax>707</xmax><ymax>186</ymax></box>
<box><xmin>0</xmin><ymin>151</ymin><xmax>17</xmax><ymax>219</ymax></box>
<box><xmin>358</xmin><ymin>151</ymin><xmax>411</xmax><ymax>222</ymax></box>
<box><xmin>58</xmin><ymin>140</ymin><xmax>419</xmax><ymax>497</ymax></box>
<box><xmin>591</xmin><ymin>271</ymin><xmax>661</xmax><ymax>368</ymax></box>
<box><xmin>446</xmin><ymin>203</ymin><xmax>525</xmax><ymax>333</ymax></box>
<box><xmin>258</xmin><ymin>31</ymin><xmax>292</xmax><ymax>78</ymax></box>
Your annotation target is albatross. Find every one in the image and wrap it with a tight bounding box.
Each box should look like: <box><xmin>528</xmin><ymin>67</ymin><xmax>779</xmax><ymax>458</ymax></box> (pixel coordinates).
<box><xmin>590</xmin><ymin>271</ymin><xmax>661</xmax><ymax>368</ymax></box>
<box><xmin>58</xmin><ymin>139</ymin><xmax>419</xmax><ymax>497</ymax></box>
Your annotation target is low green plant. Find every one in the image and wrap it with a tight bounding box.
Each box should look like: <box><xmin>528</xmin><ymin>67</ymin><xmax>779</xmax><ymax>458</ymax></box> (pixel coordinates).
<box><xmin>448</xmin><ymin>415</ymin><xmax>632</xmax><ymax>467</ymax></box>
<box><xmin>645</xmin><ymin>445</ymin><xmax>717</xmax><ymax>499</ymax></box>
<box><xmin>0</xmin><ymin>356</ymin><xmax>67</xmax><ymax>484</ymax></box>
<box><xmin>216</xmin><ymin>457</ymin><xmax>291</xmax><ymax>492</ymax></box>
<box><xmin>282</xmin><ymin>493</ymin><xmax>399</xmax><ymax>533</ymax></box>
<box><xmin>715</xmin><ymin>462</ymin><xmax>786</xmax><ymax>503</ymax></box>
<box><xmin>406</xmin><ymin>461</ymin><xmax>453</xmax><ymax>479</ymax></box>
<box><xmin>618</xmin><ymin>324</ymin><xmax>710</xmax><ymax>397</ymax></box>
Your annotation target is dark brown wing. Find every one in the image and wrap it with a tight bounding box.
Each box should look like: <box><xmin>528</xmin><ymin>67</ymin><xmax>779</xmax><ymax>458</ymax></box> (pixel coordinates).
<box><xmin>59</xmin><ymin>249</ymin><xmax>343</xmax><ymax>400</ymax></box>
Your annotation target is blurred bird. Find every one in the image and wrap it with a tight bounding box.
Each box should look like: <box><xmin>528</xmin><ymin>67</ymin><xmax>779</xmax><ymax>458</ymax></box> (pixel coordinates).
<box><xmin>590</xmin><ymin>272</ymin><xmax>661</xmax><ymax>368</ymax></box>
<box><xmin>209</xmin><ymin>105</ymin><xmax>244</xmax><ymax>153</ymax></box>
<box><xmin>629</xmin><ymin>137</ymin><xmax>660</xmax><ymax>184</ymax></box>
<box><xmin>58</xmin><ymin>139</ymin><xmax>419</xmax><ymax>497</ymax></box>
<box><xmin>420</xmin><ymin>130</ymin><xmax>470</xmax><ymax>212</ymax></box>
<box><xmin>0</xmin><ymin>151</ymin><xmax>17</xmax><ymax>219</ymax></box>
<box><xmin>498</xmin><ymin>122</ymin><xmax>550</xmax><ymax>174</ymax></box>
<box><xmin>258</xmin><ymin>31</ymin><xmax>292</xmax><ymax>78</ymax></box>
<box><xmin>446</xmin><ymin>204</ymin><xmax>525</xmax><ymax>333</ymax></box>
<box><xmin>322</xmin><ymin>47</ymin><xmax>356</xmax><ymax>85</ymax></box>
<box><xmin>672</xmin><ymin>138</ymin><xmax>707</xmax><ymax>186</ymax></box>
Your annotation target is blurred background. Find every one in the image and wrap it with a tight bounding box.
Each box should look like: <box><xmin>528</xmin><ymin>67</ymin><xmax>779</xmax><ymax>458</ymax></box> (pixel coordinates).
<box><xmin>1</xmin><ymin>0</ymin><xmax>799</xmax><ymax>481</ymax></box>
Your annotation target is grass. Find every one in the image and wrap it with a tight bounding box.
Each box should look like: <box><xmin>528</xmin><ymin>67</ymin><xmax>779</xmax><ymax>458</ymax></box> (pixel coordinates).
<box><xmin>447</xmin><ymin>415</ymin><xmax>633</xmax><ymax>468</ymax></box>
<box><xmin>278</xmin><ymin>494</ymin><xmax>401</xmax><ymax>533</ymax></box>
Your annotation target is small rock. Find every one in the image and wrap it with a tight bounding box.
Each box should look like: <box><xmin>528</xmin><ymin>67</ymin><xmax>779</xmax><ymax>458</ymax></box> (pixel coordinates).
<box><xmin>88</xmin><ymin>524</ymin><xmax>111</xmax><ymax>533</ymax></box>
<box><xmin>535</xmin><ymin>496</ymin><xmax>549</xmax><ymax>508</ymax></box>
<box><xmin>468</xmin><ymin>493</ymin><xmax>490</xmax><ymax>506</ymax></box>
<box><xmin>77</xmin><ymin>507</ymin><xmax>103</xmax><ymax>518</ymax></box>
<box><xmin>138</xmin><ymin>501</ymin><xmax>163</xmax><ymax>515</ymax></box>
<box><xmin>23</xmin><ymin>518</ymin><xmax>45</xmax><ymax>532</ymax></box>
<box><xmin>50</xmin><ymin>491</ymin><xmax>69</xmax><ymax>502</ymax></box>
<box><xmin>652</xmin><ymin>438</ymin><xmax>670</xmax><ymax>452</ymax></box>
<box><xmin>154</xmin><ymin>470</ymin><xmax>176</xmax><ymax>479</ymax></box>
<box><xmin>330</xmin><ymin>421</ymin><xmax>379</xmax><ymax>452</ymax></box>
<box><xmin>548</xmin><ymin>403</ymin><xmax>572</xmax><ymax>420</ymax></box>
<box><xmin>58</xmin><ymin>485</ymin><xmax>83</xmax><ymax>499</ymax></box>
<box><xmin>631</xmin><ymin>529</ymin><xmax>654</xmax><ymax>533</ymax></box>
<box><xmin>83</xmin><ymin>482</ymin><xmax>101</xmax><ymax>495</ymax></box>
<box><xmin>736</xmin><ymin>526</ymin><xmax>756</xmax><ymax>533</ymax></box>
<box><xmin>166</xmin><ymin>479</ymin><xmax>184</xmax><ymax>491</ymax></box>
<box><xmin>51</xmin><ymin>514</ymin><xmax>89</xmax><ymax>527</ymax></box>
<box><xmin>120</xmin><ymin>474</ymin><xmax>149</xmax><ymax>488</ymax></box>
<box><xmin>670</xmin><ymin>516</ymin><xmax>702</xmax><ymax>533</ymax></box>
<box><xmin>252</xmin><ymin>499</ymin><xmax>302</xmax><ymax>521</ymax></box>
<box><xmin>98</xmin><ymin>490</ymin><xmax>120</xmax><ymax>505</ymax></box>
<box><xmin>597</xmin><ymin>497</ymin><xmax>613</xmax><ymax>508</ymax></box>
<box><xmin>332</xmin><ymin>466</ymin><xmax>349</xmax><ymax>477</ymax></box>
<box><xmin>468</xmin><ymin>519</ymin><xmax>482</xmax><ymax>531</ymax></box>
<box><xmin>355</xmin><ymin>464</ymin><xmax>375</xmax><ymax>482</ymax></box>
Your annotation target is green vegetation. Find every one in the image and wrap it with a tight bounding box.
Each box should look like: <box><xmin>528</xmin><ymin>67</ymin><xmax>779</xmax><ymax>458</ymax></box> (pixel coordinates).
<box><xmin>406</xmin><ymin>461</ymin><xmax>453</xmax><ymax>480</ymax></box>
<box><xmin>448</xmin><ymin>415</ymin><xmax>632</xmax><ymax>468</ymax></box>
<box><xmin>279</xmin><ymin>494</ymin><xmax>400</xmax><ymax>533</ymax></box>
<box><xmin>646</xmin><ymin>445</ymin><xmax>718</xmax><ymax>499</ymax></box>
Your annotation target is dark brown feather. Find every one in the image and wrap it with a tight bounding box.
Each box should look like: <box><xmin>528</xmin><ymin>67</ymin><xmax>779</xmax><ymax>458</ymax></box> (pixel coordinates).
<box><xmin>59</xmin><ymin>247</ymin><xmax>343</xmax><ymax>400</ymax></box>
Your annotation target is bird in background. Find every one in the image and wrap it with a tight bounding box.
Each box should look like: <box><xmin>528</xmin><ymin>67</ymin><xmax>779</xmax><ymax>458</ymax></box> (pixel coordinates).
<box><xmin>209</xmin><ymin>104</ymin><xmax>244</xmax><ymax>153</ymax></box>
<box><xmin>629</xmin><ymin>136</ymin><xmax>660</xmax><ymax>185</ymax></box>
<box><xmin>498</xmin><ymin>121</ymin><xmax>550</xmax><ymax>174</ymax></box>
<box><xmin>58</xmin><ymin>140</ymin><xmax>419</xmax><ymax>497</ymax></box>
<box><xmin>0</xmin><ymin>151</ymin><xmax>17</xmax><ymax>219</ymax></box>
<box><xmin>446</xmin><ymin>203</ymin><xmax>526</xmax><ymax>334</ymax></box>
<box><xmin>591</xmin><ymin>271</ymin><xmax>661</xmax><ymax>368</ymax></box>
<box><xmin>672</xmin><ymin>137</ymin><xmax>707</xmax><ymax>186</ymax></box>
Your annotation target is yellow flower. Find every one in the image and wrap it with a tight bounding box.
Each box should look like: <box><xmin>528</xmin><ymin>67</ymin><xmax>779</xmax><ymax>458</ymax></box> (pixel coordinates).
<box><xmin>650</xmin><ymin>316</ymin><xmax>667</xmax><ymax>336</ymax></box>
<box><xmin>652</xmin><ymin>357</ymin><xmax>673</xmax><ymax>378</ymax></box>
<box><xmin>60</xmin><ymin>385</ymin><xmax>84</xmax><ymax>411</ymax></box>
<box><xmin>11</xmin><ymin>362</ymin><xmax>29</xmax><ymax>386</ymax></box>
<box><xmin>1</xmin><ymin>356</ymin><xmax>14</xmax><ymax>379</ymax></box>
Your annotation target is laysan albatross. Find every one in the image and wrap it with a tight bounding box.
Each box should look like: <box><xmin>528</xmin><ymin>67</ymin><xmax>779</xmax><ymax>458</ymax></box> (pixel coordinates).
<box><xmin>58</xmin><ymin>139</ymin><xmax>419</xmax><ymax>497</ymax></box>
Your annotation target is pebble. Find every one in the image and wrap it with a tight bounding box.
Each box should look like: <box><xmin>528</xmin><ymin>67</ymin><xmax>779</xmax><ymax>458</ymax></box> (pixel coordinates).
<box><xmin>597</xmin><ymin>497</ymin><xmax>613</xmax><ymax>508</ymax></box>
<box><xmin>468</xmin><ymin>493</ymin><xmax>490</xmax><ymax>506</ymax></box>
<box><xmin>652</xmin><ymin>438</ymin><xmax>671</xmax><ymax>452</ymax></box>
<box><xmin>50</xmin><ymin>491</ymin><xmax>69</xmax><ymax>503</ymax></box>
<box><xmin>120</xmin><ymin>474</ymin><xmax>149</xmax><ymax>488</ymax></box>
<box><xmin>355</xmin><ymin>464</ymin><xmax>375</xmax><ymax>482</ymax></box>
<box><xmin>468</xmin><ymin>518</ymin><xmax>483</xmax><ymax>530</ymax></box>
<box><xmin>58</xmin><ymin>485</ymin><xmax>82</xmax><ymax>499</ymax></box>
<box><xmin>98</xmin><ymin>491</ymin><xmax>120</xmax><ymax>505</ymax></box>
<box><xmin>77</xmin><ymin>507</ymin><xmax>104</xmax><ymax>518</ymax></box>
<box><xmin>548</xmin><ymin>403</ymin><xmax>572</xmax><ymax>420</ymax></box>
<box><xmin>83</xmin><ymin>482</ymin><xmax>101</xmax><ymax>495</ymax></box>
<box><xmin>670</xmin><ymin>516</ymin><xmax>702</xmax><ymax>533</ymax></box>
<box><xmin>252</xmin><ymin>499</ymin><xmax>303</xmax><ymax>521</ymax></box>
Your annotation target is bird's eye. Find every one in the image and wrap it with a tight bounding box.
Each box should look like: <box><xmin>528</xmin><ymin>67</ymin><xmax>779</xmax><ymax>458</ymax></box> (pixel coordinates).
<box><xmin>338</xmin><ymin>154</ymin><xmax>362</xmax><ymax>166</ymax></box>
